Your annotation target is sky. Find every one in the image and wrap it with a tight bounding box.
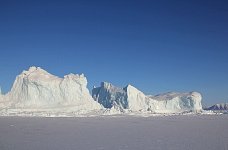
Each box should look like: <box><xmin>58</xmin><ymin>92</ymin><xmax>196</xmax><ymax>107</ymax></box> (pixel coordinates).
<box><xmin>0</xmin><ymin>0</ymin><xmax>227</xmax><ymax>106</ymax></box>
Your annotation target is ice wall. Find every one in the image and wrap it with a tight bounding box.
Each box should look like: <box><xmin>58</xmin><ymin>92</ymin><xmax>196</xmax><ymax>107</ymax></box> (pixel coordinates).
<box><xmin>92</xmin><ymin>82</ymin><xmax>202</xmax><ymax>113</ymax></box>
<box><xmin>3</xmin><ymin>66</ymin><xmax>102</xmax><ymax>110</ymax></box>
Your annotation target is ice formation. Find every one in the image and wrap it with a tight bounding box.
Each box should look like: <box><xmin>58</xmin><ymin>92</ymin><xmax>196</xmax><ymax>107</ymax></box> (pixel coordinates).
<box><xmin>0</xmin><ymin>67</ymin><xmax>204</xmax><ymax>116</ymax></box>
<box><xmin>207</xmin><ymin>103</ymin><xmax>228</xmax><ymax>110</ymax></box>
<box><xmin>0</xmin><ymin>87</ymin><xmax>2</xmax><ymax>102</ymax></box>
<box><xmin>92</xmin><ymin>82</ymin><xmax>202</xmax><ymax>113</ymax></box>
<box><xmin>0</xmin><ymin>66</ymin><xmax>102</xmax><ymax>113</ymax></box>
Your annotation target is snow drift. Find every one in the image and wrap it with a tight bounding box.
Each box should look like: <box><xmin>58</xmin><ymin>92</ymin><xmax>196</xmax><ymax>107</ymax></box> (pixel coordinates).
<box><xmin>0</xmin><ymin>66</ymin><xmax>102</xmax><ymax>114</ymax></box>
<box><xmin>92</xmin><ymin>82</ymin><xmax>202</xmax><ymax>113</ymax></box>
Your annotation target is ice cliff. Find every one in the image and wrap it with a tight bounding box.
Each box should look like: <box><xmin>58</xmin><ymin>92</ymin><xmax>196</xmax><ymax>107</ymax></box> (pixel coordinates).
<box><xmin>1</xmin><ymin>66</ymin><xmax>102</xmax><ymax>112</ymax></box>
<box><xmin>92</xmin><ymin>82</ymin><xmax>202</xmax><ymax>113</ymax></box>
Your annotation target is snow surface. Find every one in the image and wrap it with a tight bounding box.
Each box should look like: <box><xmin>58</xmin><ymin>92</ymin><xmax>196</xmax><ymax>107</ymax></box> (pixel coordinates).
<box><xmin>0</xmin><ymin>115</ymin><xmax>227</xmax><ymax>150</ymax></box>
<box><xmin>92</xmin><ymin>82</ymin><xmax>202</xmax><ymax>113</ymax></box>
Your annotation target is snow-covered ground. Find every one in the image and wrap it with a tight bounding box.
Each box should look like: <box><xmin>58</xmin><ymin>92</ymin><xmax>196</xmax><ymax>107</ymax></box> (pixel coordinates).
<box><xmin>0</xmin><ymin>115</ymin><xmax>227</xmax><ymax>150</ymax></box>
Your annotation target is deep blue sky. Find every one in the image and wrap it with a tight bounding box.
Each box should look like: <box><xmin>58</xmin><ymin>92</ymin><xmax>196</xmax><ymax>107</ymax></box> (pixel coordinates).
<box><xmin>0</xmin><ymin>0</ymin><xmax>227</xmax><ymax>106</ymax></box>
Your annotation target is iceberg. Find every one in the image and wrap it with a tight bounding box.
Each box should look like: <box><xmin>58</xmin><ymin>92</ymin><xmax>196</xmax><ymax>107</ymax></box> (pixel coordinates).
<box><xmin>0</xmin><ymin>66</ymin><xmax>102</xmax><ymax>115</ymax></box>
<box><xmin>0</xmin><ymin>67</ymin><xmax>203</xmax><ymax>116</ymax></box>
<box><xmin>92</xmin><ymin>82</ymin><xmax>202</xmax><ymax>113</ymax></box>
<box><xmin>207</xmin><ymin>103</ymin><xmax>228</xmax><ymax>111</ymax></box>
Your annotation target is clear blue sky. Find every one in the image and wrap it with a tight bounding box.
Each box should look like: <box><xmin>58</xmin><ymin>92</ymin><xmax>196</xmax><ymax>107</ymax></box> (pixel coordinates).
<box><xmin>0</xmin><ymin>0</ymin><xmax>227</xmax><ymax>106</ymax></box>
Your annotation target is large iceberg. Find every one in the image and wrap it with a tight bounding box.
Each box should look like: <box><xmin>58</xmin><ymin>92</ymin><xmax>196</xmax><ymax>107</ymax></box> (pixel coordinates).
<box><xmin>0</xmin><ymin>66</ymin><xmax>102</xmax><ymax>115</ymax></box>
<box><xmin>92</xmin><ymin>82</ymin><xmax>202</xmax><ymax>113</ymax></box>
<box><xmin>0</xmin><ymin>67</ymin><xmax>203</xmax><ymax>116</ymax></box>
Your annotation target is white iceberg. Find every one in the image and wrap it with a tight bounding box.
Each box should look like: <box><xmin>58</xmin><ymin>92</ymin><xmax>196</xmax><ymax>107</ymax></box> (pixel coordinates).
<box><xmin>92</xmin><ymin>82</ymin><xmax>202</xmax><ymax>113</ymax></box>
<box><xmin>0</xmin><ymin>67</ymin><xmax>203</xmax><ymax>116</ymax></box>
<box><xmin>0</xmin><ymin>66</ymin><xmax>102</xmax><ymax>115</ymax></box>
<box><xmin>207</xmin><ymin>103</ymin><xmax>228</xmax><ymax>111</ymax></box>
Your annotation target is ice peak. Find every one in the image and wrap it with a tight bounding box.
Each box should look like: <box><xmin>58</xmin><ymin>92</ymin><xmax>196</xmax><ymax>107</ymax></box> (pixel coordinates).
<box><xmin>22</xmin><ymin>66</ymin><xmax>48</xmax><ymax>75</ymax></box>
<box><xmin>63</xmin><ymin>73</ymin><xmax>87</xmax><ymax>85</ymax></box>
<box><xmin>123</xmin><ymin>84</ymin><xmax>140</xmax><ymax>93</ymax></box>
<box><xmin>18</xmin><ymin>66</ymin><xmax>61</xmax><ymax>82</ymax></box>
<box><xmin>124</xmin><ymin>84</ymin><xmax>134</xmax><ymax>89</ymax></box>
<box><xmin>190</xmin><ymin>91</ymin><xmax>202</xmax><ymax>98</ymax></box>
<box><xmin>101</xmin><ymin>82</ymin><xmax>112</xmax><ymax>88</ymax></box>
<box><xmin>28</xmin><ymin>66</ymin><xmax>39</xmax><ymax>72</ymax></box>
<box><xmin>26</xmin><ymin>66</ymin><xmax>47</xmax><ymax>74</ymax></box>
